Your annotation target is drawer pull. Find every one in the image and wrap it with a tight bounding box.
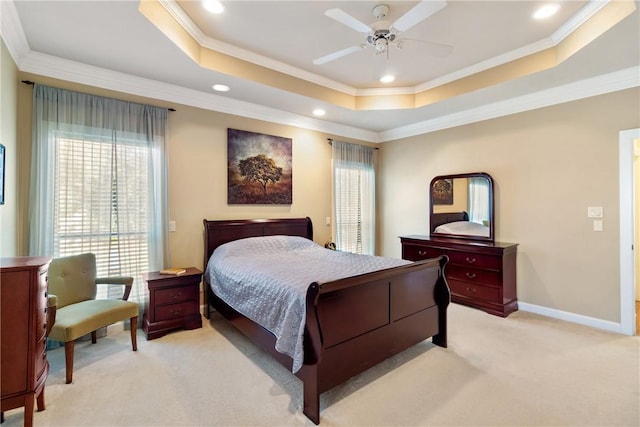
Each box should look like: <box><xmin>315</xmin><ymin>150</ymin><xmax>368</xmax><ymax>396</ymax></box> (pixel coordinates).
<box><xmin>465</xmin><ymin>287</ymin><xmax>477</xmax><ymax>293</ymax></box>
<box><xmin>465</xmin><ymin>257</ymin><xmax>477</xmax><ymax>264</ymax></box>
<box><xmin>418</xmin><ymin>250</ymin><xmax>428</xmax><ymax>256</ymax></box>
<box><xmin>170</xmin><ymin>309</ymin><xmax>182</xmax><ymax>316</ymax></box>
<box><xmin>171</xmin><ymin>292</ymin><xmax>182</xmax><ymax>299</ymax></box>
<box><xmin>466</xmin><ymin>272</ymin><xmax>477</xmax><ymax>279</ymax></box>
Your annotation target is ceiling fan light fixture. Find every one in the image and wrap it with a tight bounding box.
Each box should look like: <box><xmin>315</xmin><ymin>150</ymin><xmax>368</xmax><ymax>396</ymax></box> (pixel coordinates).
<box><xmin>202</xmin><ymin>0</ymin><xmax>224</xmax><ymax>14</ymax></box>
<box><xmin>533</xmin><ymin>4</ymin><xmax>560</xmax><ymax>20</ymax></box>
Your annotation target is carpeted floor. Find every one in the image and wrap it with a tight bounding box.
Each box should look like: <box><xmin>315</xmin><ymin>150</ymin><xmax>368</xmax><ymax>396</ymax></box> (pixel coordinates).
<box><xmin>3</xmin><ymin>304</ymin><xmax>639</xmax><ymax>426</ymax></box>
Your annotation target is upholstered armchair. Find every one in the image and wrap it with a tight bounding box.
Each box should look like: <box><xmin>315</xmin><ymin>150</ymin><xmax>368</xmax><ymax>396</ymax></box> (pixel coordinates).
<box><xmin>47</xmin><ymin>253</ymin><xmax>139</xmax><ymax>384</ymax></box>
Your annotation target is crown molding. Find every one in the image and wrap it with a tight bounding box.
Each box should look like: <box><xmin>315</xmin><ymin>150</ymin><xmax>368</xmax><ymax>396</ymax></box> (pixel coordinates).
<box><xmin>158</xmin><ymin>0</ymin><xmax>607</xmax><ymax>99</ymax></box>
<box><xmin>17</xmin><ymin>50</ymin><xmax>637</xmax><ymax>144</ymax></box>
<box><xmin>17</xmin><ymin>51</ymin><xmax>379</xmax><ymax>142</ymax></box>
<box><xmin>158</xmin><ymin>0</ymin><xmax>357</xmax><ymax>96</ymax></box>
<box><xmin>3</xmin><ymin>0</ymin><xmax>636</xmax><ymax>144</ymax></box>
<box><xmin>380</xmin><ymin>66</ymin><xmax>640</xmax><ymax>142</ymax></box>
<box><xmin>0</xmin><ymin>0</ymin><xmax>30</xmax><ymax>63</ymax></box>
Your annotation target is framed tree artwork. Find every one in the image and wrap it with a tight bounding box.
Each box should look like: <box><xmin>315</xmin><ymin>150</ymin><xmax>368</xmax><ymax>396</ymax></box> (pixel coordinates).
<box><xmin>432</xmin><ymin>178</ymin><xmax>453</xmax><ymax>205</ymax></box>
<box><xmin>227</xmin><ymin>129</ymin><xmax>292</xmax><ymax>204</ymax></box>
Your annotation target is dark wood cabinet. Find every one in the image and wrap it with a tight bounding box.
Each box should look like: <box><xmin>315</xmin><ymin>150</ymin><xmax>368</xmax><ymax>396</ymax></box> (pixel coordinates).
<box><xmin>1</xmin><ymin>257</ymin><xmax>52</xmax><ymax>427</ymax></box>
<box><xmin>142</xmin><ymin>268</ymin><xmax>203</xmax><ymax>340</ymax></box>
<box><xmin>400</xmin><ymin>236</ymin><xmax>518</xmax><ymax>317</ymax></box>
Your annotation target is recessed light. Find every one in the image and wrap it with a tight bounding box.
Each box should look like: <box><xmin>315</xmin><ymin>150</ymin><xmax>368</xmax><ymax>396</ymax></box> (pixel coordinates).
<box><xmin>533</xmin><ymin>4</ymin><xmax>560</xmax><ymax>20</ymax></box>
<box><xmin>380</xmin><ymin>74</ymin><xmax>395</xmax><ymax>83</ymax></box>
<box><xmin>212</xmin><ymin>84</ymin><xmax>230</xmax><ymax>92</ymax></box>
<box><xmin>313</xmin><ymin>109</ymin><xmax>326</xmax><ymax>117</ymax></box>
<box><xmin>202</xmin><ymin>0</ymin><xmax>224</xmax><ymax>14</ymax></box>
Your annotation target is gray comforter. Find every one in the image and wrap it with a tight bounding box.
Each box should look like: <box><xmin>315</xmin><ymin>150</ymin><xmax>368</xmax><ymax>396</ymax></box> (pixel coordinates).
<box><xmin>204</xmin><ymin>235</ymin><xmax>410</xmax><ymax>373</ymax></box>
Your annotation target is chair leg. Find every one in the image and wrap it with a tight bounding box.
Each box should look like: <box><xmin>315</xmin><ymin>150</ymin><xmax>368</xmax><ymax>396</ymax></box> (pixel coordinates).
<box><xmin>91</xmin><ymin>330</ymin><xmax>97</xmax><ymax>344</ymax></box>
<box><xmin>130</xmin><ymin>316</ymin><xmax>138</xmax><ymax>351</ymax></box>
<box><xmin>64</xmin><ymin>341</ymin><xmax>75</xmax><ymax>384</ymax></box>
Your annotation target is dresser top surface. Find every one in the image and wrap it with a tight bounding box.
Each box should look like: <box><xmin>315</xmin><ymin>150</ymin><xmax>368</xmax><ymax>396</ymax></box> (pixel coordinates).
<box><xmin>0</xmin><ymin>256</ymin><xmax>52</xmax><ymax>269</ymax></box>
<box><xmin>400</xmin><ymin>235</ymin><xmax>518</xmax><ymax>249</ymax></box>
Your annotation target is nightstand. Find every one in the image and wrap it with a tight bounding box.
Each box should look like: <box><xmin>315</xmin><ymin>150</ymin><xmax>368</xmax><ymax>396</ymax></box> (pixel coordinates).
<box><xmin>142</xmin><ymin>267</ymin><xmax>203</xmax><ymax>340</ymax></box>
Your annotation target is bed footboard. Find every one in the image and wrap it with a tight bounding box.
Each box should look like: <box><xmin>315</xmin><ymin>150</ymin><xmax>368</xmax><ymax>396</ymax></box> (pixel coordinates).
<box><xmin>299</xmin><ymin>255</ymin><xmax>449</xmax><ymax>424</ymax></box>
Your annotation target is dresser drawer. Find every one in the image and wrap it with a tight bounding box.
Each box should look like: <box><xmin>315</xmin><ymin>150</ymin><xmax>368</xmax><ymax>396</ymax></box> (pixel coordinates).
<box><xmin>155</xmin><ymin>285</ymin><xmax>198</xmax><ymax>306</ymax></box>
<box><xmin>34</xmin><ymin>337</ymin><xmax>47</xmax><ymax>381</ymax></box>
<box><xmin>446</xmin><ymin>250</ymin><xmax>501</xmax><ymax>270</ymax></box>
<box><xmin>402</xmin><ymin>244</ymin><xmax>443</xmax><ymax>261</ymax></box>
<box><xmin>448</xmin><ymin>279</ymin><xmax>501</xmax><ymax>303</ymax></box>
<box><xmin>155</xmin><ymin>301</ymin><xmax>198</xmax><ymax>322</ymax></box>
<box><xmin>446</xmin><ymin>264</ymin><xmax>502</xmax><ymax>286</ymax></box>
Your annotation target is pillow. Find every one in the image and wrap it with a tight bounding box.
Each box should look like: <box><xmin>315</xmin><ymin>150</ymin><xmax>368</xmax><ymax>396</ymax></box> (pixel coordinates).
<box><xmin>434</xmin><ymin>221</ymin><xmax>489</xmax><ymax>237</ymax></box>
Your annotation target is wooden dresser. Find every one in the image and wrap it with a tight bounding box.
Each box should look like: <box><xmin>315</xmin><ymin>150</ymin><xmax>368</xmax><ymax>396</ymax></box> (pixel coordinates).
<box><xmin>1</xmin><ymin>256</ymin><xmax>52</xmax><ymax>427</ymax></box>
<box><xmin>142</xmin><ymin>268</ymin><xmax>203</xmax><ymax>340</ymax></box>
<box><xmin>400</xmin><ymin>236</ymin><xmax>518</xmax><ymax>317</ymax></box>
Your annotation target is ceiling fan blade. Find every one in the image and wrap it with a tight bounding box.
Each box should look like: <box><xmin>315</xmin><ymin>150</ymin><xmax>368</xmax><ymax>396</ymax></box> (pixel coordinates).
<box><xmin>398</xmin><ymin>38</ymin><xmax>453</xmax><ymax>58</ymax></box>
<box><xmin>325</xmin><ymin>8</ymin><xmax>372</xmax><ymax>34</ymax></box>
<box><xmin>391</xmin><ymin>0</ymin><xmax>447</xmax><ymax>33</ymax></box>
<box><xmin>313</xmin><ymin>45</ymin><xmax>364</xmax><ymax>65</ymax></box>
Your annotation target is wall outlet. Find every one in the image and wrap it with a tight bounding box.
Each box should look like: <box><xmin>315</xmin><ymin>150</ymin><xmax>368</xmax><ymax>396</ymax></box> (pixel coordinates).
<box><xmin>325</xmin><ymin>217</ymin><xmax>331</xmax><ymax>226</ymax></box>
<box><xmin>168</xmin><ymin>221</ymin><xmax>176</xmax><ymax>232</ymax></box>
<box><xmin>593</xmin><ymin>220</ymin><xmax>603</xmax><ymax>232</ymax></box>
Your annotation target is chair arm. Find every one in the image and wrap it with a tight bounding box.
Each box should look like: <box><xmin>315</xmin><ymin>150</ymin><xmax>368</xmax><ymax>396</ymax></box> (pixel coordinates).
<box><xmin>46</xmin><ymin>294</ymin><xmax>57</xmax><ymax>336</ymax></box>
<box><xmin>96</xmin><ymin>276</ymin><xmax>134</xmax><ymax>301</ymax></box>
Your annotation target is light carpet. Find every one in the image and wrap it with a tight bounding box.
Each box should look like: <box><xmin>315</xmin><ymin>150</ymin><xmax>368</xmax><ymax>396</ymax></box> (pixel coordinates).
<box><xmin>3</xmin><ymin>304</ymin><xmax>639</xmax><ymax>426</ymax></box>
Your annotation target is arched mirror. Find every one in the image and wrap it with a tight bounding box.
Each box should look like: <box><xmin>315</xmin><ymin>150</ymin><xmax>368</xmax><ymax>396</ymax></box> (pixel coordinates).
<box><xmin>429</xmin><ymin>172</ymin><xmax>494</xmax><ymax>242</ymax></box>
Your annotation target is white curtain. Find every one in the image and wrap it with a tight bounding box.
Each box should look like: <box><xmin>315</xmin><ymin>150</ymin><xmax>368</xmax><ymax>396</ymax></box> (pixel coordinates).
<box><xmin>28</xmin><ymin>84</ymin><xmax>169</xmax><ymax>304</ymax></box>
<box><xmin>468</xmin><ymin>177</ymin><xmax>490</xmax><ymax>225</ymax></box>
<box><xmin>332</xmin><ymin>141</ymin><xmax>375</xmax><ymax>255</ymax></box>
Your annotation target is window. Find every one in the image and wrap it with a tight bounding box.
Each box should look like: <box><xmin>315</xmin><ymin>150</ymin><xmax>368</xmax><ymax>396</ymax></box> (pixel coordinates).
<box><xmin>468</xmin><ymin>177</ymin><xmax>490</xmax><ymax>225</ymax></box>
<box><xmin>332</xmin><ymin>141</ymin><xmax>376</xmax><ymax>255</ymax></box>
<box><xmin>29</xmin><ymin>85</ymin><xmax>168</xmax><ymax>303</ymax></box>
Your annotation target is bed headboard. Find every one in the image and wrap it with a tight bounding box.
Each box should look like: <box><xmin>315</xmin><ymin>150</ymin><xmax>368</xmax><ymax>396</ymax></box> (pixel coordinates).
<box><xmin>202</xmin><ymin>217</ymin><xmax>314</xmax><ymax>266</ymax></box>
<box><xmin>431</xmin><ymin>211</ymin><xmax>469</xmax><ymax>231</ymax></box>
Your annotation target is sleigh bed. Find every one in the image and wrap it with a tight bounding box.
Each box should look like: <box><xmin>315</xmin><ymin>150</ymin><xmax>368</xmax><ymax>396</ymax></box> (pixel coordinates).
<box><xmin>202</xmin><ymin>217</ymin><xmax>450</xmax><ymax>424</ymax></box>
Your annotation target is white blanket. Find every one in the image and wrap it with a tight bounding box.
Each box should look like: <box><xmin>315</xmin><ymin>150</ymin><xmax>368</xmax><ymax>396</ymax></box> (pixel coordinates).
<box><xmin>204</xmin><ymin>235</ymin><xmax>410</xmax><ymax>373</ymax></box>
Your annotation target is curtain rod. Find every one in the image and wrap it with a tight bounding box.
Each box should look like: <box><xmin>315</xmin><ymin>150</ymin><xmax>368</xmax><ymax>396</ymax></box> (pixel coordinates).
<box><xmin>327</xmin><ymin>138</ymin><xmax>378</xmax><ymax>150</ymax></box>
<box><xmin>21</xmin><ymin>80</ymin><xmax>176</xmax><ymax>111</ymax></box>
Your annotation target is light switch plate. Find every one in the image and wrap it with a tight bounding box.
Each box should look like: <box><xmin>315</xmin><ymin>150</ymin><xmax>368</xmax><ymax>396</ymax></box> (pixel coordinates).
<box><xmin>168</xmin><ymin>221</ymin><xmax>176</xmax><ymax>232</ymax></box>
<box><xmin>587</xmin><ymin>207</ymin><xmax>603</xmax><ymax>218</ymax></box>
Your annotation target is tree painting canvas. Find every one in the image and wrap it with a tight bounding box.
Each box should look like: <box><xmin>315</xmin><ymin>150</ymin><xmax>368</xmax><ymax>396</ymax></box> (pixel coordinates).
<box><xmin>227</xmin><ymin>129</ymin><xmax>292</xmax><ymax>204</ymax></box>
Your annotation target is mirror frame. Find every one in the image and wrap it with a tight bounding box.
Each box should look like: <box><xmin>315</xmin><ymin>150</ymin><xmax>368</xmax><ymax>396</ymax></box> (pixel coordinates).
<box><xmin>429</xmin><ymin>172</ymin><xmax>495</xmax><ymax>242</ymax></box>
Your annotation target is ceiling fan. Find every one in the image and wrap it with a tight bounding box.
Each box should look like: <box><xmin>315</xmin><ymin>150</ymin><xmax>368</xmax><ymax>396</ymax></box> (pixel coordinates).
<box><xmin>313</xmin><ymin>0</ymin><xmax>452</xmax><ymax>65</ymax></box>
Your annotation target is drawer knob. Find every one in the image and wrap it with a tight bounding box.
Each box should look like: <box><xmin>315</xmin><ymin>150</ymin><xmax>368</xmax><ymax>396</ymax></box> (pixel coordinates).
<box><xmin>465</xmin><ymin>287</ymin><xmax>476</xmax><ymax>293</ymax></box>
<box><xmin>171</xmin><ymin>309</ymin><xmax>182</xmax><ymax>316</ymax></box>
<box><xmin>466</xmin><ymin>272</ymin><xmax>476</xmax><ymax>279</ymax></box>
<box><xmin>465</xmin><ymin>257</ymin><xmax>477</xmax><ymax>264</ymax></box>
<box><xmin>172</xmin><ymin>292</ymin><xmax>182</xmax><ymax>299</ymax></box>
<box><xmin>418</xmin><ymin>250</ymin><xmax>427</xmax><ymax>256</ymax></box>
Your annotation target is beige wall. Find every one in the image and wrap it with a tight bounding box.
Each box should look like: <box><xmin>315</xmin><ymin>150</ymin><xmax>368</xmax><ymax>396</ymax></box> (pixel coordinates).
<box><xmin>165</xmin><ymin>106</ymin><xmax>345</xmax><ymax>269</ymax></box>
<box><xmin>11</xmin><ymin>73</ymin><xmax>375</xmax><ymax>271</ymax></box>
<box><xmin>379</xmin><ymin>88</ymin><xmax>640</xmax><ymax>322</ymax></box>
<box><xmin>0</xmin><ymin>39</ymin><xmax>19</xmax><ymax>257</ymax></box>
<box><xmin>6</xmin><ymin>43</ymin><xmax>639</xmax><ymax>325</ymax></box>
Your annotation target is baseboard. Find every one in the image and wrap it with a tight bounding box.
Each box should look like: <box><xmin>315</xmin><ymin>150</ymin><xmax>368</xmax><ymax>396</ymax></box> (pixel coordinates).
<box><xmin>518</xmin><ymin>302</ymin><xmax>625</xmax><ymax>335</ymax></box>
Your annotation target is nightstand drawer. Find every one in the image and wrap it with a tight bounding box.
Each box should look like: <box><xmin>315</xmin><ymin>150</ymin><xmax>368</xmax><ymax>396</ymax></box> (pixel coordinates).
<box><xmin>448</xmin><ymin>279</ymin><xmax>501</xmax><ymax>303</ymax></box>
<box><xmin>155</xmin><ymin>301</ymin><xmax>198</xmax><ymax>322</ymax></box>
<box><xmin>155</xmin><ymin>285</ymin><xmax>198</xmax><ymax>305</ymax></box>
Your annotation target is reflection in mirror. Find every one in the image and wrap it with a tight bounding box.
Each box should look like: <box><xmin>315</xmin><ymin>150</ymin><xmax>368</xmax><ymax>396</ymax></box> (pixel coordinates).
<box><xmin>430</xmin><ymin>172</ymin><xmax>494</xmax><ymax>242</ymax></box>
